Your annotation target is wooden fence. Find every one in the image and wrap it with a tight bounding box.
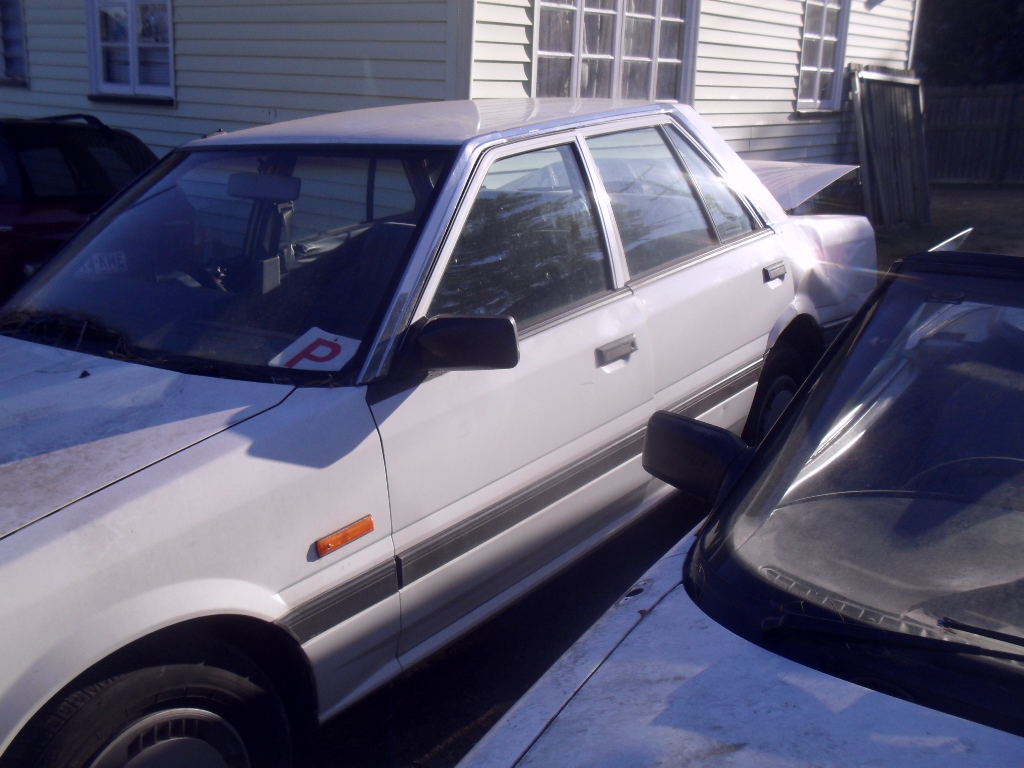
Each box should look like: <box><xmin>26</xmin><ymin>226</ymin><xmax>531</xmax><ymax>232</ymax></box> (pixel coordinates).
<box><xmin>925</xmin><ymin>84</ymin><xmax>1024</xmax><ymax>183</ymax></box>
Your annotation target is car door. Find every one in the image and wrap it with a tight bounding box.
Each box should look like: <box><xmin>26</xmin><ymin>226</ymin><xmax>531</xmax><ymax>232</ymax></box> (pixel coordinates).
<box><xmin>368</xmin><ymin>136</ymin><xmax>655</xmax><ymax>658</ymax></box>
<box><xmin>582</xmin><ymin>121</ymin><xmax>794</xmax><ymax>432</ymax></box>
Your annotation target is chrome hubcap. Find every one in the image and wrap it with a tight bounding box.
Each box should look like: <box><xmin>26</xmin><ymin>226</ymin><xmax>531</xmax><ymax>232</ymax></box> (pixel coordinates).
<box><xmin>87</xmin><ymin>708</ymin><xmax>250</xmax><ymax>768</ymax></box>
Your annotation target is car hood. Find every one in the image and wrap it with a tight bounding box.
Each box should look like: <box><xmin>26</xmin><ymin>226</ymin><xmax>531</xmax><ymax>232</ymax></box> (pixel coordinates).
<box><xmin>0</xmin><ymin>336</ymin><xmax>293</xmax><ymax>540</ymax></box>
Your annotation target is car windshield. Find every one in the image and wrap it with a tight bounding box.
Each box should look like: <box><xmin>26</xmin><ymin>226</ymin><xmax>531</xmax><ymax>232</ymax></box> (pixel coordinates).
<box><xmin>1</xmin><ymin>146</ymin><xmax>455</xmax><ymax>383</ymax></box>
<box><xmin>720</xmin><ymin>268</ymin><xmax>1024</xmax><ymax>647</ymax></box>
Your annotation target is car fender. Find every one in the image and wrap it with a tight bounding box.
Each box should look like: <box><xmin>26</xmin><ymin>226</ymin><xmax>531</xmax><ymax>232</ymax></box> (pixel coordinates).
<box><xmin>0</xmin><ymin>578</ymin><xmax>285</xmax><ymax>755</ymax></box>
<box><xmin>767</xmin><ymin>297</ymin><xmax>822</xmax><ymax>353</ymax></box>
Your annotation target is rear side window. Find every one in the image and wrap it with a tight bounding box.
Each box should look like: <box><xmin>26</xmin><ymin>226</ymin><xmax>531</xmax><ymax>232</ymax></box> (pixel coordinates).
<box><xmin>86</xmin><ymin>144</ymin><xmax>138</xmax><ymax>189</ymax></box>
<box><xmin>666</xmin><ymin>128</ymin><xmax>757</xmax><ymax>241</ymax></box>
<box><xmin>19</xmin><ymin>146</ymin><xmax>78</xmax><ymax>198</ymax></box>
<box><xmin>587</xmin><ymin>127</ymin><xmax>715</xmax><ymax>277</ymax></box>
<box><xmin>430</xmin><ymin>144</ymin><xmax>612</xmax><ymax>328</ymax></box>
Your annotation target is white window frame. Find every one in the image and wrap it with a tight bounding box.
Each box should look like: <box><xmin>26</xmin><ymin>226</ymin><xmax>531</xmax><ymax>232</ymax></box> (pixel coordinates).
<box><xmin>532</xmin><ymin>0</ymin><xmax>701</xmax><ymax>103</ymax></box>
<box><xmin>86</xmin><ymin>0</ymin><xmax>174</xmax><ymax>100</ymax></box>
<box><xmin>0</xmin><ymin>0</ymin><xmax>27</xmax><ymax>85</ymax></box>
<box><xmin>796</xmin><ymin>0</ymin><xmax>852</xmax><ymax>112</ymax></box>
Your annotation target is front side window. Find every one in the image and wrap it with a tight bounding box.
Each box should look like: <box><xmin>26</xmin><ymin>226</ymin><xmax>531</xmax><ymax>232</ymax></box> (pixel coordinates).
<box><xmin>0</xmin><ymin>0</ymin><xmax>27</xmax><ymax>84</ymax></box>
<box><xmin>2</xmin><ymin>147</ymin><xmax>455</xmax><ymax>383</ymax></box>
<box><xmin>429</xmin><ymin>144</ymin><xmax>612</xmax><ymax>329</ymax></box>
<box><xmin>797</xmin><ymin>0</ymin><xmax>850</xmax><ymax>111</ymax></box>
<box><xmin>587</xmin><ymin>127</ymin><xmax>715</xmax><ymax>276</ymax></box>
<box><xmin>536</xmin><ymin>0</ymin><xmax>697</xmax><ymax>101</ymax></box>
<box><xmin>88</xmin><ymin>0</ymin><xmax>173</xmax><ymax>98</ymax></box>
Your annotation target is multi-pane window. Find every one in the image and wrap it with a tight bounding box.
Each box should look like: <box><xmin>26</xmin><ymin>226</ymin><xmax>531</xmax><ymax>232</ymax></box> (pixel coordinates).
<box><xmin>536</xmin><ymin>0</ymin><xmax>696</xmax><ymax>101</ymax></box>
<box><xmin>797</xmin><ymin>0</ymin><xmax>850</xmax><ymax>111</ymax></box>
<box><xmin>88</xmin><ymin>0</ymin><xmax>173</xmax><ymax>98</ymax></box>
<box><xmin>0</xmin><ymin>0</ymin><xmax>27</xmax><ymax>84</ymax></box>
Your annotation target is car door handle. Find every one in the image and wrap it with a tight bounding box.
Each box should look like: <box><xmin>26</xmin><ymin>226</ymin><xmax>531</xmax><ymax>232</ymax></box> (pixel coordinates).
<box><xmin>763</xmin><ymin>261</ymin><xmax>786</xmax><ymax>282</ymax></box>
<box><xmin>596</xmin><ymin>334</ymin><xmax>637</xmax><ymax>366</ymax></box>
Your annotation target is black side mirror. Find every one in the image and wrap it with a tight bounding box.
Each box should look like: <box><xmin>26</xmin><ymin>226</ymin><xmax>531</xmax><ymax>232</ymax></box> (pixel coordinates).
<box><xmin>642</xmin><ymin>411</ymin><xmax>752</xmax><ymax>509</ymax></box>
<box><xmin>393</xmin><ymin>314</ymin><xmax>519</xmax><ymax>377</ymax></box>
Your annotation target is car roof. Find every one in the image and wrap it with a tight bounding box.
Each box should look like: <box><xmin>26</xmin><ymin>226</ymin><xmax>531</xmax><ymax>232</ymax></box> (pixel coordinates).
<box><xmin>188</xmin><ymin>99</ymin><xmax>670</xmax><ymax>149</ymax></box>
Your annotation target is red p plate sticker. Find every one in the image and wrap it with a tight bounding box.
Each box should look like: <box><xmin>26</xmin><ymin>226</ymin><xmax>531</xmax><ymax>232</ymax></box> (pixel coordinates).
<box><xmin>269</xmin><ymin>328</ymin><xmax>360</xmax><ymax>371</ymax></box>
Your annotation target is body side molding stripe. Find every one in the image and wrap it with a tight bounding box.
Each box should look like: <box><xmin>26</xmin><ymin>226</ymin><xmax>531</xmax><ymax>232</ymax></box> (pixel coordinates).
<box><xmin>667</xmin><ymin>359</ymin><xmax>763</xmax><ymax>419</ymax></box>
<box><xmin>277</xmin><ymin>560</ymin><xmax>399</xmax><ymax>644</ymax></box>
<box><xmin>396</xmin><ymin>428</ymin><xmax>647</xmax><ymax>587</ymax></box>
<box><xmin>276</xmin><ymin>359</ymin><xmax>764</xmax><ymax>644</ymax></box>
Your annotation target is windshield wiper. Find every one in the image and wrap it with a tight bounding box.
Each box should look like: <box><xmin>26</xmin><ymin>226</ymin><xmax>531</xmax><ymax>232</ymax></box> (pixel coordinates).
<box><xmin>938</xmin><ymin>617</ymin><xmax>1024</xmax><ymax>650</ymax></box>
<box><xmin>762</xmin><ymin>611</ymin><xmax>1024</xmax><ymax>663</ymax></box>
<box><xmin>0</xmin><ymin>310</ymin><xmax>133</xmax><ymax>354</ymax></box>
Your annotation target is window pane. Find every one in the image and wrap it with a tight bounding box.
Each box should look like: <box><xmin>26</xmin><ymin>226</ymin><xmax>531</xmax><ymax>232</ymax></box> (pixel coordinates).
<box><xmin>667</xmin><ymin>128</ymin><xmax>756</xmax><ymax>240</ymax></box>
<box><xmin>539</xmin><ymin>7</ymin><xmax>575</xmax><ymax>54</ymax></box>
<box><xmin>655</xmin><ymin>61</ymin><xmax>680</xmax><ymax>100</ymax></box>
<box><xmin>99</xmin><ymin>5</ymin><xmax>129</xmax><ymax>42</ymax></box>
<box><xmin>620</xmin><ymin>59</ymin><xmax>651</xmax><ymax>98</ymax></box>
<box><xmin>86</xmin><ymin>145</ymin><xmax>137</xmax><ymax>189</ymax></box>
<box><xmin>625</xmin><ymin>0</ymin><xmax>654</xmax><ymax>15</ymax></box>
<box><xmin>805</xmin><ymin>2</ymin><xmax>824</xmax><ymax>34</ymax></box>
<box><xmin>584</xmin><ymin>12</ymin><xmax>615</xmax><ymax>55</ymax></box>
<box><xmin>821</xmin><ymin>38</ymin><xmax>837</xmax><ymax>67</ymax></box>
<box><xmin>585</xmin><ymin>0</ymin><xmax>615</xmax><ymax>8</ymax></box>
<box><xmin>662</xmin><ymin>0</ymin><xmax>686</xmax><ymax>20</ymax></box>
<box><xmin>802</xmin><ymin>37</ymin><xmax>821</xmax><ymax>69</ymax></box>
<box><xmin>430</xmin><ymin>145</ymin><xmax>611</xmax><ymax>327</ymax></box>
<box><xmin>19</xmin><ymin>147</ymin><xmax>79</xmax><ymax>198</ymax></box>
<box><xmin>622</xmin><ymin>16</ymin><xmax>653</xmax><ymax>57</ymax></box>
<box><xmin>138</xmin><ymin>46</ymin><xmax>170</xmax><ymax>85</ymax></box>
<box><xmin>137</xmin><ymin>3</ymin><xmax>169</xmax><ymax>44</ymax></box>
<box><xmin>798</xmin><ymin>68</ymin><xmax>817</xmax><ymax>100</ymax></box>
<box><xmin>537</xmin><ymin>56</ymin><xmax>572</xmax><ymax>97</ymax></box>
<box><xmin>1</xmin><ymin>0</ymin><xmax>27</xmax><ymax>81</ymax></box>
<box><xmin>818</xmin><ymin>70</ymin><xmax>835</xmax><ymax>101</ymax></box>
<box><xmin>588</xmin><ymin>128</ymin><xmax>715</xmax><ymax>275</ymax></box>
<box><xmin>659</xmin><ymin>19</ymin><xmax>683</xmax><ymax>59</ymax></box>
<box><xmin>102</xmin><ymin>46</ymin><xmax>130</xmax><ymax>84</ymax></box>
<box><xmin>824</xmin><ymin>6</ymin><xmax>840</xmax><ymax>37</ymax></box>
<box><xmin>580</xmin><ymin>58</ymin><xmax>612</xmax><ymax>97</ymax></box>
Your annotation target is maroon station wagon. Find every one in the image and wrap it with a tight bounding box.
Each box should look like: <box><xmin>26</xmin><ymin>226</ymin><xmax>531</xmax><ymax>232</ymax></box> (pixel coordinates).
<box><xmin>0</xmin><ymin>115</ymin><xmax>156</xmax><ymax>302</ymax></box>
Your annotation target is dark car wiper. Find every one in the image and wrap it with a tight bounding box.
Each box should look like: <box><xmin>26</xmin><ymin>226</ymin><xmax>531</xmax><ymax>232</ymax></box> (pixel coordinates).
<box><xmin>762</xmin><ymin>611</ymin><xmax>1024</xmax><ymax>663</ymax></box>
<box><xmin>0</xmin><ymin>309</ymin><xmax>133</xmax><ymax>354</ymax></box>
<box><xmin>938</xmin><ymin>616</ymin><xmax>1024</xmax><ymax>650</ymax></box>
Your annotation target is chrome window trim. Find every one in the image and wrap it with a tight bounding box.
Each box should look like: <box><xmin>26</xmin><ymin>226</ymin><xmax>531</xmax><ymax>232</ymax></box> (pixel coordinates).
<box><xmin>356</xmin><ymin>102</ymin><xmax>764</xmax><ymax>384</ymax></box>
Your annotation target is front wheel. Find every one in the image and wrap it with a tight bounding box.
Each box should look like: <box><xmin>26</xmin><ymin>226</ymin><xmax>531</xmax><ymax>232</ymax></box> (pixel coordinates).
<box><xmin>742</xmin><ymin>341</ymin><xmax>808</xmax><ymax>445</ymax></box>
<box><xmin>4</xmin><ymin>641</ymin><xmax>291</xmax><ymax>768</ymax></box>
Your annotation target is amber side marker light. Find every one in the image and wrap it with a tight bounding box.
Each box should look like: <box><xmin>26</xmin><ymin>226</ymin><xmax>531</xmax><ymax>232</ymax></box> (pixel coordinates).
<box><xmin>317</xmin><ymin>515</ymin><xmax>374</xmax><ymax>558</ymax></box>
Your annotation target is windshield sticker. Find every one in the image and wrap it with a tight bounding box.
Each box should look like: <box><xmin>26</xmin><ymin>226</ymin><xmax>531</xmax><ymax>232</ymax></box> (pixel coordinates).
<box><xmin>269</xmin><ymin>328</ymin><xmax>361</xmax><ymax>371</ymax></box>
<box><xmin>77</xmin><ymin>251</ymin><xmax>128</xmax><ymax>276</ymax></box>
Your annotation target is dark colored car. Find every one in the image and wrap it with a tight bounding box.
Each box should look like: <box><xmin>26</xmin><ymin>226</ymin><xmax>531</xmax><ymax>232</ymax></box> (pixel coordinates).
<box><xmin>0</xmin><ymin>114</ymin><xmax>156</xmax><ymax>301</ymax></box>
<box><xmin>645</xmin><ymin>251</ymin><xmax>1024</xmax><ymax>736</ymax></box>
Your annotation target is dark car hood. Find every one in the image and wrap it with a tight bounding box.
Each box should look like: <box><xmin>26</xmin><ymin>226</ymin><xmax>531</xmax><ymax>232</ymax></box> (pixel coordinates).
<box><xmin>0</xmin><ymin>335</ymin><xmax>293</xmax><ymax>540</ymax></box>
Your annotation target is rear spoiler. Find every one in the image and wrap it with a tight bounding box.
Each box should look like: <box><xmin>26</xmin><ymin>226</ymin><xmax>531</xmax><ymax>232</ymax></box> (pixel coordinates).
<box><xmin>744</xmin><ymin>160</ymin><xmax>858</xmax><ymax>212</ymax></box>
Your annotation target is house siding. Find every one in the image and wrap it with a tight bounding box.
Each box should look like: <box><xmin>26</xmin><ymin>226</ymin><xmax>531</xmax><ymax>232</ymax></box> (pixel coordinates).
<box><xmin>693</xmin><ymin>0</ymin><xmax>916</xmax><ymax>163</ymax></box>
<box><xmin>471</xmin><ymin>0</ymin><xmax>532</xmax><ymax>98</ymax></box>
<box><xmin>1</xmin><ymin>0</ymin><xmax>455</xmax><ymax>156</ymax></box>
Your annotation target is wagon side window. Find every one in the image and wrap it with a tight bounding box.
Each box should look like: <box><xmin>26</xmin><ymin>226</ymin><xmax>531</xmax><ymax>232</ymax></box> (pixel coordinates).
<box><xmin>429</xmin><ymin>143</ymin><xmax>613</xmax><ymax>329</ymax></box>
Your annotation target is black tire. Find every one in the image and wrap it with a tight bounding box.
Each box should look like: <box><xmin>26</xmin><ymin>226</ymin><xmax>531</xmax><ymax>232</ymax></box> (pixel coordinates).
<box><xmin>3</xmin><ymin>639</ymin><xmax>291</xmax><ymax>768</ymax></box>
<box><xmin>742</xmin><ymin>341</ymin><xmax>808</xmax><ymax>445</ymax></box>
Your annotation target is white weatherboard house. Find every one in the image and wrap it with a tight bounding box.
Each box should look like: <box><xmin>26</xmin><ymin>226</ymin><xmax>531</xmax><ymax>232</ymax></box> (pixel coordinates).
<box><xmin>0</xmin><ymin>0</ymin><xmax>918</xmax><ymax>160</ymax></box>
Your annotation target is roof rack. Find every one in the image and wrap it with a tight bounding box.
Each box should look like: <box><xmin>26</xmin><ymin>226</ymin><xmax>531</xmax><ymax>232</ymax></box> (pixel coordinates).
<box><xmin>41</xmin><ymin>114</ymin><xmax>116</xmax><ymax>139</ymax></box>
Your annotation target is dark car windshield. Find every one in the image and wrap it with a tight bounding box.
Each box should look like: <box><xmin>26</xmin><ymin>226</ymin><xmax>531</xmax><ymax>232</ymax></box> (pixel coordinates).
<box><xmin>719</xmin><ymin>268</ymin><xmax>1024</xmax><ymax>645</ymax></box>
<box><xmin>2</xmin><ymin>146</ymin><xmax>455</xmax><ymax>383</ymax></box>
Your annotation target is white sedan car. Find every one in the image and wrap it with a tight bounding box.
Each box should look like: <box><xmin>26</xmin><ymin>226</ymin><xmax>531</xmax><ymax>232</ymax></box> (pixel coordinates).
<box><xmin>0</xmin><ymin>99</ymin><xmax>874</xmax><ymax>767</ymax></box>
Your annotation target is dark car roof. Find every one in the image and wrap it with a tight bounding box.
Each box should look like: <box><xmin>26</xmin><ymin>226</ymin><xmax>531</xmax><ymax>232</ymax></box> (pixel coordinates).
<box><xmin>896</xmin><ymin>251</ymin><xmax>1024</xmax><ymax>279</ymax></box>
